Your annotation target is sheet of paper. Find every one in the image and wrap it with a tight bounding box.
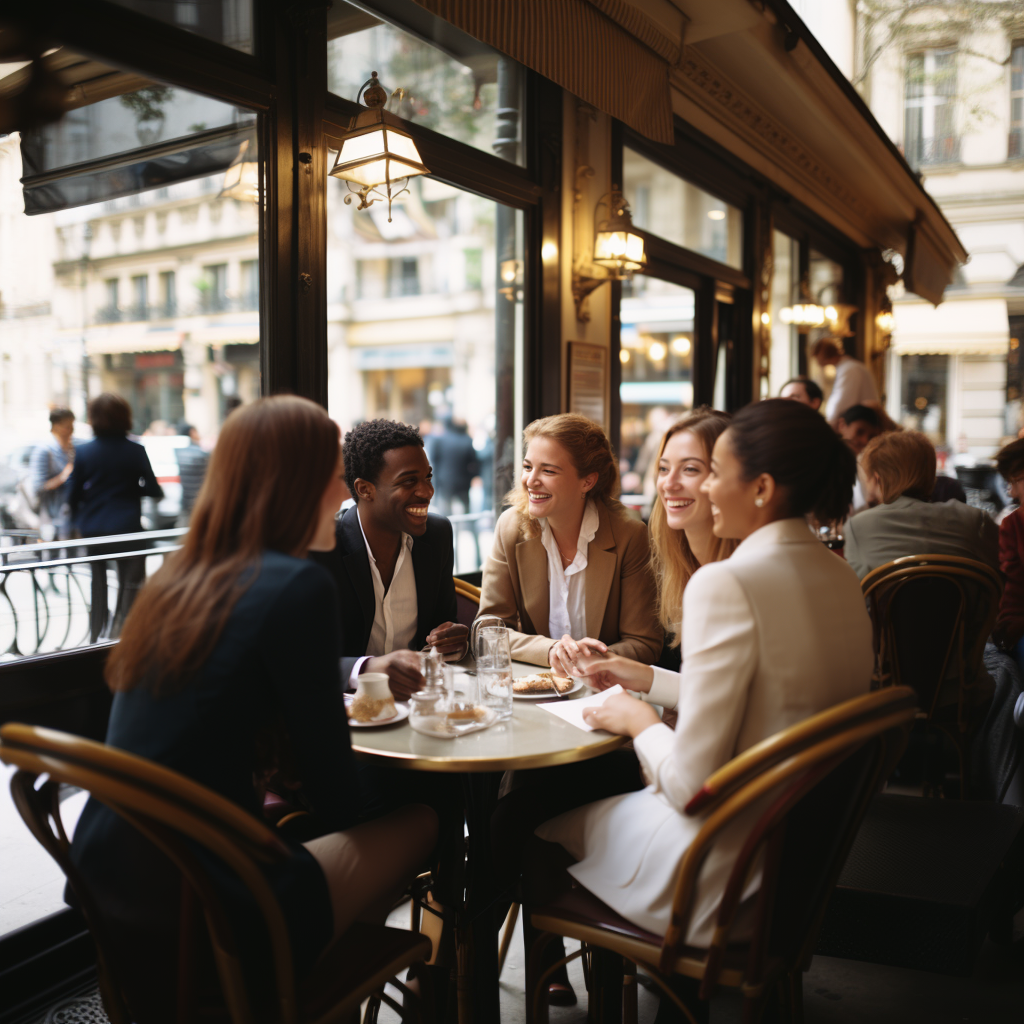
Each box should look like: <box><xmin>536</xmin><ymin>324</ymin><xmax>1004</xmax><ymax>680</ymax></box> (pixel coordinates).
<box><xmin>537</xmin><ymin>684</ymin><xmax>626</xmax><ymax>732</ymax></box>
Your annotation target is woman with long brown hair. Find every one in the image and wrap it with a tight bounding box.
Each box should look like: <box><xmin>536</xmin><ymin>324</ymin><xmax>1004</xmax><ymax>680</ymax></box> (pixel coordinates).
<box><xmin>70</xmin><ymin>396</ymin><xmax>436</xmax><ymax>1004</ymax></box>
<box><xmin>478</xmin><ymin>412</ymin><xmax>661</xmax><ymax>676</ymax></box>
<box><xmin>648</xmin><ymin>408</ymin><xmax>737</xmax><ymax>674</ymax></box>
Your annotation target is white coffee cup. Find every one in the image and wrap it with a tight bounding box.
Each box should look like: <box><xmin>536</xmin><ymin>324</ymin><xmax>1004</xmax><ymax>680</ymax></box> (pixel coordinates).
<box><xmin>354</xmin><ymin>672</ymin><xmax>392</xmax><ymax>702</ymax></box>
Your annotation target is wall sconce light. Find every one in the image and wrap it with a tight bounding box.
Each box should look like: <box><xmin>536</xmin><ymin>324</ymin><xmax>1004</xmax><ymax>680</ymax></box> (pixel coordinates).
<box><xmin>499</xmin><ymin>259</ymin><xmax>523</xmax><ymax>303</ymax></box>
<box><xmin>671</xmin><ymin>335</ymin><xmax>691</xmax><ymax>356</ymax></box>
<box><xmin>220</xmin><ymin>138</ymin><xmax>259</xmax><ymax>202</ymax></box>
<box><xmin>573</xmin><ymin>185</ymin><xmax>647</xmax><ymax>321</ymax></box>
<box><xmin>779</xmin><ymin>303</ymin><xmax>827</xmax><ymax>327</ymax></box>
<box><xmin>876</xmin><ymin>310</ymin><xmax>895</xmax><ymax>334</ymax></box>
<box><xmin>329</xmin><ymin>72</ymin><xmax>429</xmax><ymax>222</ymax></box>
<box><xmin>648</xmin><ymin>340</ymin><xmax>667</xmax><ymax>362</ymax></box>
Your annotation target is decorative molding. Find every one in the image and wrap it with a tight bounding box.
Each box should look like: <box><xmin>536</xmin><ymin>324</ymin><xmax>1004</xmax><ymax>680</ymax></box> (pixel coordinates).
<box><xmin>670</xmin><ymin>52</ymin><xmax>871</xmax><ymax>225</ymax></box>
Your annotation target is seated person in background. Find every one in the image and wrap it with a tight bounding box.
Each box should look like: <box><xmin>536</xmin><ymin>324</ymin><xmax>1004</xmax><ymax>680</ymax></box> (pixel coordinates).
<box><xmin>479</xmin><ymin>412</ymin><xmax>662</xmax><ymax>675</ymax></box>
<box><xmin>779</xmin><ymin>376</ymin><xmax>823</xmax><ymax>411</ymax></box>
<box><xmin>836</xmin><ymin>404</ymin><xmax>884</xmax><ymax>457</ymax></box>
<box><xmin>310</xmin><ymin>419</ymin><xmax>468</xmax><ymax>699</ymax></box>
<box><xmin>845</xmin><ymin>430</ymin><xmax>999</xmax><ymax>580</ymax></box>
<box><xmin>837</xmin><ymin>405</ymin><xmax>885</xmax><ymax>515</ymax></box>
<box><xmin>992</xmin><ymin>438</ymin><xmax>1024</xmax><ymax>654</ymax></box>
<box><xmin>70</xmin><ymin>397</ymin><xmax>436</xmax><ymax>1007</ymax></box>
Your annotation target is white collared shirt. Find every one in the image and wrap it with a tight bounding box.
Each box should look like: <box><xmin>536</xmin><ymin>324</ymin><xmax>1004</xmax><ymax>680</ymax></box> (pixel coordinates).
<box><xmin>540</xmin><ymin>499</ymin><xmax>600</xmax><ymax>641</ymax></box>
<box><xmin>350</xmin><ymin>507</ymin><xmax>418</xmax><ymax>684</ymax></box>
<box><xmin>825</xmin><ymin>355</ymin><xmax>879</xmax><ymax>423</ymax></box>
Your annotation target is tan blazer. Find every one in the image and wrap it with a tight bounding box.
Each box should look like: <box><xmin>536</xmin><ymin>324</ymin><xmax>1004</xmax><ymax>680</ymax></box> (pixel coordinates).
<box><xmin>479</xmin><ymin>502</ymin><xmax>662</xmax><ymax>666</ymax></box>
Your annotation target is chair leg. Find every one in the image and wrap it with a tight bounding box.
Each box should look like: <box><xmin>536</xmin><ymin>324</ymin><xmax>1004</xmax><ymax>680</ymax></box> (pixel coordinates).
<box><xmin>588</xmin><ymin>946</ymin><xmax>624</xmax><ymax>1024</ymax></box>
<box><xmin>497</xmin><ymin>902</ymin><xmax>519</xmax><ymax>977</ymax></box>
<box><xmin>622</xmin><ymin>959</ymin><xmax>638</xmax><ymax>1024</ymax></box>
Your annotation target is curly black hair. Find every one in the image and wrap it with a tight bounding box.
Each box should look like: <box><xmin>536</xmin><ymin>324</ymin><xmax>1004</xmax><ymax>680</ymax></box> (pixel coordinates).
<box><xmin>343</xmin><ymin>418</ymin><xmax>424</xmax><ymax>500</ymax></box>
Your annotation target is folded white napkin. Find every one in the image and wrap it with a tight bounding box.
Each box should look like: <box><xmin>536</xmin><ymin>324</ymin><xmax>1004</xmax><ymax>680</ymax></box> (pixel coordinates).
<box><xmin>536</xmin><ymin>684</ymin><xmax>627</xmax><ymax>732</ymax></box>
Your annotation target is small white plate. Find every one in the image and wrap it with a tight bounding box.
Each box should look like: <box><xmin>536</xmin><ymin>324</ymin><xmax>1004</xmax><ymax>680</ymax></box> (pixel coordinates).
<box><xmin>512</xmin><ymin>678</ymin><xmax>586</xmax><ymax>701</ymax></box>
<box><xmin>345</xmin><ymin>699</ymin><xmax>410</xmax><ymax>728</ymax></box>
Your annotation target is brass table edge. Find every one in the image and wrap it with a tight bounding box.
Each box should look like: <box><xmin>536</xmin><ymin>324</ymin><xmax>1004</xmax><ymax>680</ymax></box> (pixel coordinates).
<box><xmin>350</xmin><ymin>733</ymin><xmax>627</xmax><ymax>772</ymax></box>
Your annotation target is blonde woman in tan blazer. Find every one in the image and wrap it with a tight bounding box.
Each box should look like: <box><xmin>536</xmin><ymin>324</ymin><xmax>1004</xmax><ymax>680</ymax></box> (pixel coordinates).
<box><xmin>479</xmin><ymin>413</ymin><xmax>662</xmax><ymax>675</ymax></box>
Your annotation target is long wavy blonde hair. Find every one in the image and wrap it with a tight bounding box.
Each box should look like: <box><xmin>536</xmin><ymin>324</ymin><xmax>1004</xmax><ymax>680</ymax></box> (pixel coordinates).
<box><xmin>504</xmin><ymin>413</ymin><xmax>627</xmax><ymax>539</ymax></box>
<box><xmin>649</xmin><ymin>408</ymin><xmax>737</xmax><ymax>648</ymax></box>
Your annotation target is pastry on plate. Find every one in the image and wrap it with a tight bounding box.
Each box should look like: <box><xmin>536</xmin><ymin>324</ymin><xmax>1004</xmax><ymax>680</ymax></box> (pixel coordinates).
<box><xmin>513</xmin><ymin>672</ymin><xmax>573</xmax><ymax>694</ymax></box>
<box><xmin>349</xmin><ymin>695</ymin><xmax>397</xmax><ymax>722</ymax></box>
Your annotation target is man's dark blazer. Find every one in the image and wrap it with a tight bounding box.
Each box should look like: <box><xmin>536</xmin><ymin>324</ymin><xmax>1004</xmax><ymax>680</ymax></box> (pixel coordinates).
<box><xmin>309</xmin><ymin>505</ymin><xmax>459</xmax><ymax>685</ymax></box>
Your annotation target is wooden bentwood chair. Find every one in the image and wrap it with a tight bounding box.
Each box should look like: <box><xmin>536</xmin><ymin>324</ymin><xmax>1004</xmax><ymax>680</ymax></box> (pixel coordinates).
<box><xmin>861</xmin><ymin>553</ymin><xmax>1002</xmax><ymax>797</ymax></box>
<box><xmin>525</xmin><ymin>687</ymin><xmax>918</xmax><ymax>1024</ymax></box>
<box><xmin>0</xmin><ymin>723</ymin><xmax>432</xmax><ymax>1024</ymax></box>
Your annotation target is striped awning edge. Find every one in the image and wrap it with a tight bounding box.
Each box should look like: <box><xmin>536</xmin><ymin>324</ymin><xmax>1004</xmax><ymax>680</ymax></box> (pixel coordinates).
<box><xmin>409</xmin><ymin>0</ymin><xmax>675</xmax><ymax>144</ymax></box>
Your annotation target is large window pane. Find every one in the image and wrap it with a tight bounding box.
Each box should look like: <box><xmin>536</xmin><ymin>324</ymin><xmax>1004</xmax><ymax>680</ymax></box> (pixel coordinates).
<box><xmin>106</xmin><ymin>0</ymin><xmax>253</xmax><ymax>52</ymax></box>
<box><xmin>619</xmin><ymin>277</ymin><xmax>695</xmax><ymax>497</ymax></box>
<box><xmin>623</xmin><ymin>147</ymin><xmax>743</xmax><ymax>270</ymax></box>
<box><xmin>326</xmin><ymin>172</ymin><xmax>523</xmax><ymax>573</ymax></box>
<box><xmin>328</xmin><ymin>1</ymin><xmax>524</xmax><ymax>166</ymax></box>
<box><xmin>806</xmin><ymin>248</ymin><xmax>845</xmax><ymax>402</ymax></box>
<box><xmin>0</xmin><ymin>74</ymin><xmax>262</xmax><ymax>935</ymax></box>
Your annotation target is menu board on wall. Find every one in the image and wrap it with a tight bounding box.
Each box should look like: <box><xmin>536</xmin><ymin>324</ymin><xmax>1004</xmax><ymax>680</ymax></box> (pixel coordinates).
<box><xmin>567</xmin><ymin>342</ymin><xmax>607</xmax><ymax>430</ymax></box>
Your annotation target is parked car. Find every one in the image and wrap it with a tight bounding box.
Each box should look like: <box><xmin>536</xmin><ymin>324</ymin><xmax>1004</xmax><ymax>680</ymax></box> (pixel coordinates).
<box><xmin>138</xmin><ymin>435</ymin><xmax>189</xmax><ymax>529</ymax></box>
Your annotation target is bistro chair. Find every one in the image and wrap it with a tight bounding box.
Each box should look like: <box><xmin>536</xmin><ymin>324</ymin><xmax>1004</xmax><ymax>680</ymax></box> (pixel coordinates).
<box><xmin>861</xmin><ymin>553</ymin><xmax>1002</xmax><ymax>797</ymax></box>
<box><xmin>0</xmin><ymin>723</ymin><xmax>432</xmax><ymax>1024</ymax></box>
<box><xmin>524</xmin><ymin>687</ymin><xmax>918</xmax><ymax>1024</ymax></box>
<box><xmin>453</xmin><ymin>577</ymin><xmax>481</xmax><ymax>631</ymax></box>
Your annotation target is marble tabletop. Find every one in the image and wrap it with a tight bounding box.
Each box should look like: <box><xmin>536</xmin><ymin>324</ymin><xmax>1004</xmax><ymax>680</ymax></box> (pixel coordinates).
<box><xmin>349</xmin><ymin>659</ymin><xmax>625</xmax><ymax>772</ymax></box>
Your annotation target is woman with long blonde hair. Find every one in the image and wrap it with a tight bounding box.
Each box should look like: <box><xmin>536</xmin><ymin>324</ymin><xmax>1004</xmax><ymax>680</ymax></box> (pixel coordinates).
<box><xmin>479</xmin><ymin>412</ymin><xmax>662</xmax><ymax>676</ymax></box>
<box><xmin>648</xmin><ymin>408</ymin><xmax>737</xmax><ymax>658</ymax></box>
<box><xmin>70</xmin><ymin>396</ymin><xmax>436</xmax><ymax>1013</ymax></box>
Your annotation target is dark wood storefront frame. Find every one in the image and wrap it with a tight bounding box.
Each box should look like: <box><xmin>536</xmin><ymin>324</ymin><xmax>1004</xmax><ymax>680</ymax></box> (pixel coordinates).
<box><xmin>0</xmin><ymin>1</ymin><xmax>870</xmax><ymax>1017</ymax></box>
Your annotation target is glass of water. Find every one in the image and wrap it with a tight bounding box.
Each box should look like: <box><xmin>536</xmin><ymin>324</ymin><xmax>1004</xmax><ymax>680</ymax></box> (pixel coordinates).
<box><xmin>475</xmin><ymin>624</ymin><xmax>513</xmax><ymax>721</ymax></box>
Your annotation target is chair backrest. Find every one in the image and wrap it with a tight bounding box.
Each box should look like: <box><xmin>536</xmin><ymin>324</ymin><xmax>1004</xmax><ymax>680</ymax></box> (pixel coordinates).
<box><xmin>660</xmin><ymin>687</ymin><xmax>917</xmax><ymax>996</ymax></box>
<box><xmin>453</xmin><ymin>577</ymin><xmax>481</xmax><ymax>630</ymax></box>
<box><xmin>862</xmin><ymin>555</ymin><xmax>1001</xmax><ymax>722</ymax></box>
<box><xmin>0</xmin><ymin>723</ymin><xmax>297</xmax><ymax>1024</ymax></box>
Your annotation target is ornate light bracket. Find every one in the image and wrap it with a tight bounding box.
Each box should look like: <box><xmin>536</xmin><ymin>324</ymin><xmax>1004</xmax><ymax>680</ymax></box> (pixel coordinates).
<box><xmin>572</xmin><ymin>168</ymin><xmax>647</xmax><ymax>322</ymax></box>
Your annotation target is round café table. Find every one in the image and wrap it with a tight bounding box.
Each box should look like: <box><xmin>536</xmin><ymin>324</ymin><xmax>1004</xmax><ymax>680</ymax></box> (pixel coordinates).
<box><xmin>350</xmin><ymin>662</ymin><xmax>625</xmax><ymax>1024</ymax></box>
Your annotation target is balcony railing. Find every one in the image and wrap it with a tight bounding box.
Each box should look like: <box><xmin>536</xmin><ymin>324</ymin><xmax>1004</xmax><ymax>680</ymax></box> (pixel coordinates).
<box><xmin>0</xmin><ymin>529</ymin><xmax>185</xmax><ymax>658</ymax></box>
<box><xmin>907</xmin><ymin>135</ymin><xmax>961</xmax><ymax>169</ymax></box>
<box><xmin>91</xmin><ymin>297</ymin><xmax>258</xmax><ymax>324</ymax></box>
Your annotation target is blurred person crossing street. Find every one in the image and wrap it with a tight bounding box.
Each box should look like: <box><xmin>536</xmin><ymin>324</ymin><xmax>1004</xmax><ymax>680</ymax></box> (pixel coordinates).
<box><xmin>29</xmin><ymin>407</ymin><xmax>77</xmax><ymax>541</ymax></box>
<box><xmin>174</xmin><ymin>422</ymin><xmax>210</xmax><ymax>527</ymax></box>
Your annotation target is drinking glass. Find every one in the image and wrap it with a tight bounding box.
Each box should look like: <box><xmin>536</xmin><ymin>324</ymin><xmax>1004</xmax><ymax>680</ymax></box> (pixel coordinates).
<box><xmin>475</xmin><ymin>624</ymin><xmax>513</xmax><ymax>721</ymax></box>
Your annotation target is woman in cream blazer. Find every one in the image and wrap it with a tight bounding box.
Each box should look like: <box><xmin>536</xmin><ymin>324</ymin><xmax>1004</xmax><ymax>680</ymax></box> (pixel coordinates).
<box><xmin>478</xmin><ymin>413</ymin><xmax>662</xmax><ymax>670</ymax></box>
<box><xmin>537</xmin><ymin>400</ymin><xmax>874</xmax><ymax>947</ymax></box>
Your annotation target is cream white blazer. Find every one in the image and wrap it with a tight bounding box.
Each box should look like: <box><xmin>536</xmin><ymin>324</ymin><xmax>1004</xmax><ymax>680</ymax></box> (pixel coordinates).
<box><xmin>537</xmin><ymin>518</ymin><xmax>873</xmax><ymax>943</ymax></box>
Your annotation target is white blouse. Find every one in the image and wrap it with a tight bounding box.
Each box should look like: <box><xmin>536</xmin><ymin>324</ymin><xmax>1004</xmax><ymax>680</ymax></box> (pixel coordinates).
<box><xmin>539</xmin><ymin>499</ymin><xmax>600</xmax><ymax>640</ymax></box>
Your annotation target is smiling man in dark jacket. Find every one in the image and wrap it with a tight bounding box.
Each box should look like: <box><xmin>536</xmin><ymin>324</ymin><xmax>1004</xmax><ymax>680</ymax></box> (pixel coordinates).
<box><xmin>309</xmin><ymin>418</ymin><xmax>469</xmax><ymax>697</ymax></box>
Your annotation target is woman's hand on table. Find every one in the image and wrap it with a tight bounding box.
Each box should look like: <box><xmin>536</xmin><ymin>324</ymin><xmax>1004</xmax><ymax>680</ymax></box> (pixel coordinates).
<box><xmin>426</xmin><ymin>621</ymin><xmax>469</xmax><ymax>661</ymax></box>
<box><xmin>548</xmin><ymin>635</ymin><xmax>607</xmax><ymax>677</ymax></box>
<box><xmin>572</xmin><ymin>651</ymin><xmax>655</xmax><ymax>694</ymax></box>
<box><xmin>582</xmin><ymin>692</ymin><xmax>660</xmax><ymax>738</ymax></box>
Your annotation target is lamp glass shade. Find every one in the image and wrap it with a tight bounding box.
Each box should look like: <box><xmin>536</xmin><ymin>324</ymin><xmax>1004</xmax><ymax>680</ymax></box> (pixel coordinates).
<box><xmin>220</xmin><ymin>139</ymin><xmax>259</xmax><ymax>202</ymax></box>
<box><xmin>330</xmin><ymin>120</ymin><xmax>428</xmax><ymax>188</ymax></box>
<box><xmin>593</xmin><ymin>229</ymin><xmax>646</xmax><ymax>273</ymax></box>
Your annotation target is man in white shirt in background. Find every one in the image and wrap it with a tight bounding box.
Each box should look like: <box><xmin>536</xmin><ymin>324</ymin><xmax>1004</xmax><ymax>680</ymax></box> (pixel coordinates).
<box><xmin>812</xmin><ymin>336</ymin><xmax>884</xmax><ymax>427</ymax></box>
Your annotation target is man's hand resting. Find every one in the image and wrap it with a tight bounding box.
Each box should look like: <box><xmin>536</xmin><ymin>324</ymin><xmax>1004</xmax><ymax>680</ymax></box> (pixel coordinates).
<box><xmin>425</xmin><ymin>621</ymin><xmax>469</xmax><ymax>661</ymax></box>
<box><xmin>363</xmin><ymin>650</ymin><xmax>425</xmax><ymax>699</ymax></box>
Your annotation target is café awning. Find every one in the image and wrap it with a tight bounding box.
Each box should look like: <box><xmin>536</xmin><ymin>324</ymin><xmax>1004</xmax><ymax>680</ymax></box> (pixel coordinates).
<box><xmin>891</xmin><ymin>297</ymin><xmax>1009</xmax><ymax>356</ymax></box>
<box><xmin>83</xmin><ymin>327</ymin><xmax>184</xmax><ymax>356</ymax></box>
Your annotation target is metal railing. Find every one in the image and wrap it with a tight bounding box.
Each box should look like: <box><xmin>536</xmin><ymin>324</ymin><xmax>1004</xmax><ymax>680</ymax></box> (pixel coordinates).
<box><xmin>0</xmin><ymin>529</ymin><xmax>185</xmax><ymax>659</ymax></box>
